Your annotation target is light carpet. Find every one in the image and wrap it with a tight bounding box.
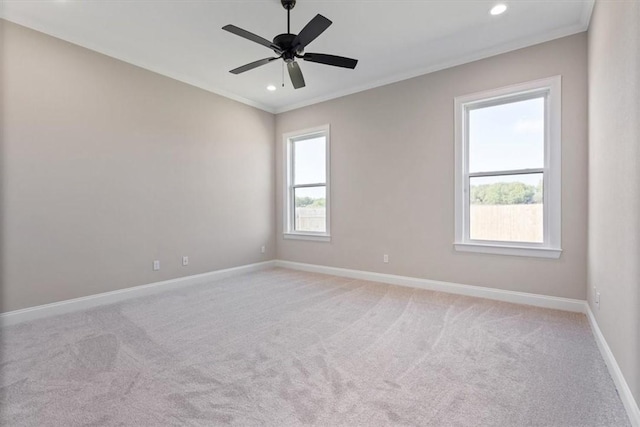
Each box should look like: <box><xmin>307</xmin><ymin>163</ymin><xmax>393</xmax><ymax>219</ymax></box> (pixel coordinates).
<box><xmin>0</xmin><ymin>268</ymin><xmax>630</xmax><ymax>426</ymax></box>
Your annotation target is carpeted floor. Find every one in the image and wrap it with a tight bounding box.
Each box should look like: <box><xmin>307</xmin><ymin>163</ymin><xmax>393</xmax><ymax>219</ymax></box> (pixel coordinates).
<box><xmin>0</xmin><ymin>268</ymin><xmax>630</xmax><ymax>426</ymax></box>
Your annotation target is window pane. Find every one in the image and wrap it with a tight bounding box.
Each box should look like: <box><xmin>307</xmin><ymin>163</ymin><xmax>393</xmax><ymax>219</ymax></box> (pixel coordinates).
<box><xmin>294</xmin><ymin>186</ymin><xmax>326</xmax><ymax>233</ymax></box>
<box><xmin>293</xmin><ymin>136</ymin><xmax>326</xmax><ymax>185</ymax></box>
<box><xmin>469</xmin><ymin>173</ymin><xmax>543</xmax><ymax>243</ymax></box>
<box><xmin>469</xmin><ymin>97</ymin><xmax>544</xmax><ymax>173</ymax></box>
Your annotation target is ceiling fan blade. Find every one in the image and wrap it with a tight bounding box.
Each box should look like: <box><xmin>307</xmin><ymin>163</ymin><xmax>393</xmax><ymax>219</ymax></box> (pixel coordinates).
<box><xmin>287</xmin><ymin>62</ymin><xmax>306</xmax><ymax>89</ymax></box>
<box><xmin>292</xmin><ymin>14</ymin><xmax>332</xmax><ymax>50</ymax></box>
<box><xmin>303</xmin><ymin>53</ymin><xmax>358</xmax><ymax>69</ymax></box>
<box><xmin>229</xmin><ymin>57</ymin><xmax>279</xmax><ymax>74</ymax></box>
<box><xmin>222</xmin><ymin>25</ymin><xmax>282</xmax><ymax>53</ymax></box>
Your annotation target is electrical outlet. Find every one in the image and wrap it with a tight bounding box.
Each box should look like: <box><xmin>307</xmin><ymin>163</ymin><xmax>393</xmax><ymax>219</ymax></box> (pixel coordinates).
<box><xmin>153</xmin><ymin>260</ymin><xmax>160</xmax><ymax>271</ymax></box>
<box><xmin>182</xmin><ymin>256</ymin><xmax>189</xmax><ymax>266</ymax></box>
<box><xmin>383</xmin><ymin>254</ymin><xmax>389</xmax><ymax>263</ymax></box>
<box><xmin>261</xmin><ymin>246</ymin><xmax>266</xmax><ymax>254</ymax></box>
<box><xmin>595</xmin><ymin>291</ymin><xmax>600</xmax><ymax>310</ymax></box>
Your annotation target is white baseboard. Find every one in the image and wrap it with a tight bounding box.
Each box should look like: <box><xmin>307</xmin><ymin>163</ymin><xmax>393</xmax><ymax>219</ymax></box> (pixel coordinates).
<box><xmin>275</xmin><ymin>260</ymin><xmax>586</xmax><ymax>313</ymax></box>
<box><xmin>0</xmin><ymin>260</ymin><xmax>276</xmax><ymax>327</ymax></box>
<box><xmin>586</xmin><ymin>305</ymin><xmax>640</xmax><ymax>427</ymax></box>
<box><xmin>1</xmin><ymin>259</ymin><xmax>584</xmax><ymax>328</ymax></box>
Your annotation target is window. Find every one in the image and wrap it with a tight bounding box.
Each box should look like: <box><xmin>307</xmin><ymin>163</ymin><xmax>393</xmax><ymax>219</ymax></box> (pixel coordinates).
<box><xmin>454</xmin><ymin>77</ymin><xmax>561</xmax><ymax>258</ymax></box>
<box><xmin>284</xmin><ymin>125</ymin><xmax>330</xmax><ymax>241</ymax></box>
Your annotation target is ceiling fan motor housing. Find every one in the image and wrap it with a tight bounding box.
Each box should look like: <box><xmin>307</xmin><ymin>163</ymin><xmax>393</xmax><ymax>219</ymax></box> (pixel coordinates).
<box><xmin>273</xmin><ymin>33</ymin><xmax>302</xmax><ymax>60</ymax></box>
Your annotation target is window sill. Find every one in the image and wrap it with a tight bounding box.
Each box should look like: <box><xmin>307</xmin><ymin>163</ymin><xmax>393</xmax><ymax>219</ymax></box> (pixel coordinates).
<box><xmin>284</xmin><ymin>233</ymin><xmax>331</xmax><ymax>242</ymax></box>
<box><xmin>454</xmin><ymin>242</ymin><xmax>562</xmax><ymax>259</ymax></box>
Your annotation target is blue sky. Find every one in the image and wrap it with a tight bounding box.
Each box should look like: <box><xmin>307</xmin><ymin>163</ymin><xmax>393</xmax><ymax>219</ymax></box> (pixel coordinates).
<box><xmin>469</xmin><ymin>96</ymin><xmax>544</xmax><ymax>186</ymax></box>
<box><xmin>293</xmin><ymin>136</ymin><xmax>326</xmax><ymax>199</ymax></box>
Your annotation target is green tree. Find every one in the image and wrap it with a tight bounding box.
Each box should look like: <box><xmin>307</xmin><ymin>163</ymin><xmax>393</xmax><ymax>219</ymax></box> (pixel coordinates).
<box><xmin>295</xmin><ymin>196</ymin><xmax>326</xmax><ymax>208</ymax></box>
<box><xmin>470</xmin><ymin>181</ymin><xmax>540</xmax><ymax>205</ymax></box>
<box><xmin>295</xmin><ymin>196</ymin><xmax>314</xmax><ymax>207</ymax></box>
<box><xmin>310</xmin><ymin>198</ymin><xmax>326</xmax><ymax>207</ymax></box>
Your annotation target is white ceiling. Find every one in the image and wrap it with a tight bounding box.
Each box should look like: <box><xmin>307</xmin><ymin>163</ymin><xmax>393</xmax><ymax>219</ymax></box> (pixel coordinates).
<box><xmin>1</xmin><ymin>0</ymin><xmax>593</xmax><ymax>113</ymax></box>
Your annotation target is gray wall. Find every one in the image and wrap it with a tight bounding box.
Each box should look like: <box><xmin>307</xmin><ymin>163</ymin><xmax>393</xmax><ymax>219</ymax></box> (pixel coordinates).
<box><xmin>276</xmin><ymin>33</ymin><xmax>588</xmax><ymax>300</ymax></box>
<box><xmin>1</xmin><ymin>20</ymin><xmax>276</xmax><ymax>312</ymax></box>
<box><xmin>588</xmin><ymin>0</ymin><xmax>640</xmax><ymax>406</ymax></box>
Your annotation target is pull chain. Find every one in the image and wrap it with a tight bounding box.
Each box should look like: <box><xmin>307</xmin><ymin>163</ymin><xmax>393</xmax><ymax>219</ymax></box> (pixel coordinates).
<box><xmin>282</xmin><ymin>61</ymin><xmax>285</xmax><ymax>88</ymax></box>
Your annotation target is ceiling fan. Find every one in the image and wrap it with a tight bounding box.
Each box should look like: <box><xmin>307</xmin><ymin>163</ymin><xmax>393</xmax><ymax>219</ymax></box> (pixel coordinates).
<box><xmin>222</xmin><ymin>0</ymin><xmax>358</xmax><ymax>89</ymax></box>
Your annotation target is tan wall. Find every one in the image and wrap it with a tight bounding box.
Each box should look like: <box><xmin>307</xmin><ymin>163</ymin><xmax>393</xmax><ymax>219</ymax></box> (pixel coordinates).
<box><xmin>588</xmin><ymin>0</ymin><xmax>640</xmax><ymax>405</ymax></box>
<box><xmin>276</xmin><ymin>33</ymin><xmax>588</xmax><ymax>299</ymax></box>
<box><xmin>0</xmin><ymin>20</ymin><xmax>276</xmax><ymax>312</ymax></box>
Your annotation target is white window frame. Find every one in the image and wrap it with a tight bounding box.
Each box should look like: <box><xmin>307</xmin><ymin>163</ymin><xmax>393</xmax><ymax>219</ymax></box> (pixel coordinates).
<box><xmin>283</xmin><ymin>124</ymin><xmax>331</xmax><ymax>242</ymax></box>
<box><xmin>454</xmin><ymin>76</ymin><xmax>562</xmax><ymax>259</ymax></box>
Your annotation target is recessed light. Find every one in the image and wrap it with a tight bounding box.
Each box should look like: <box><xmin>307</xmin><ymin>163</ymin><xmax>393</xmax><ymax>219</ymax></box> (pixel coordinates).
<box><xmin>490</xmin><ymin>4</ymin><xmax>507</xmax><ymax>15</ymax></box>
<box><xmin>266</xmin><ymin>85</ymin><xmax>276</xmax><ymax>92</ymax></box>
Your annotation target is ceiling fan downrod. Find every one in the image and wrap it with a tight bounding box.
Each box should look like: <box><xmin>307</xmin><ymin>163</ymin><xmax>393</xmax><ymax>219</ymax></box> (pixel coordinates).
<box><xmin>282</xmin><ymin>0</ymin><xmax>296</xmax><ymax>34</ymax></box>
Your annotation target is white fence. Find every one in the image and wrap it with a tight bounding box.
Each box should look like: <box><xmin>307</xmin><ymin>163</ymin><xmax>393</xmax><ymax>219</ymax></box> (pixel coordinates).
<box><xmin>295</xmin><ymin>208</ymin><xmax>326</xmax><ymax>232</ymax></box>
<box><xmin>470</xmin><ymin>204</ymin><xmax>543</xmax><ymax>242</ymax></box>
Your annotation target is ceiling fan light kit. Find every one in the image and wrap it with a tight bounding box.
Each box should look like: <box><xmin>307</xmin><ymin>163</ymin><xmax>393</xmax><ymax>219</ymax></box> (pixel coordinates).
<box><xmin>222</xmin><ymin>0</ymin><xmax>358</xmax><ymax>89</ymax></box>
